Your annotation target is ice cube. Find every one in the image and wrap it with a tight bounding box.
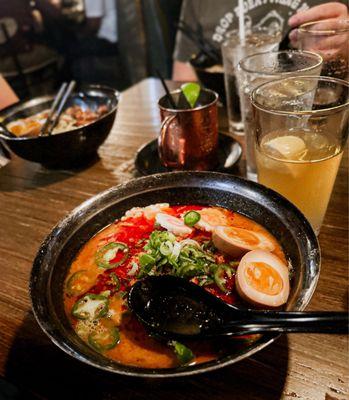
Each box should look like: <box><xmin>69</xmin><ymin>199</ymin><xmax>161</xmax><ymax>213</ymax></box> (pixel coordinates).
<box><xmin>265</xmin><ymin>135</ymin><xmax>307</xmax><ymax>160</ymax></box>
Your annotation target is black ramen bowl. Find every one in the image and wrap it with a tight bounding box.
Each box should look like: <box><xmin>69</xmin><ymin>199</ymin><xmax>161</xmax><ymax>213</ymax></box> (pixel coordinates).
<box><xmin>30</xmin><ymin>172</ymin><xmax>320</xmax><ymax>378</ymax></box>
<box><xmin>0</xmin><ymin>84</ymin><xmax>119</xmax><ymax>168</ymax></box>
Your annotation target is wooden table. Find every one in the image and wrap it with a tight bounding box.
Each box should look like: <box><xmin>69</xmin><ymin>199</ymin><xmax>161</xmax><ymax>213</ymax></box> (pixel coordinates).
<box><xmin>0</xmin><ymin>78</ymin><xmax>347</xmax><ymax>400</ymax></box>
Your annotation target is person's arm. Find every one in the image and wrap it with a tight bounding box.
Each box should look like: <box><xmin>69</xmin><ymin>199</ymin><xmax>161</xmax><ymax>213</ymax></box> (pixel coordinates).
<box><xmin>83</xmin><ymin>0</ymin><xmax>104</xmax><ymax>36</ymax></box>
<box><xmin>35</xmin><ymin>0</ymin><xmax>63</xmax><ymax>19</ymax></box>
<box><xmin>172</xmin><ymin>61</ymin><xmax>197</xmax><ymax>82</ymax></box>
<box><xmin>172</xmin><ymin>0</ymin><xmax>199</xmax><ymax>81</ymax></box>
<box><xmin>0</xmin><ymin>76</ymin><xmax>18</xmax><ymax>110</ymax></box>
<box><xmin>84</xmin><ymin>18</ymin><xmax>102</xmax><ymax>35</ymax></box>
<box><xmin>288</xmin><ymin>2</ymin><xmax>348</xmax><ymax>46</ymax></box>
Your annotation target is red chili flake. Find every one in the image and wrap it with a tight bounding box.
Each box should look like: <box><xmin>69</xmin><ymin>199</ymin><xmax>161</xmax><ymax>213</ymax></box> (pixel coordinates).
<box><xmin>112</xmin><ymin>216</ymin><xmax>154</xmax><ymax>245</ymax></box>
<box><xmin>171</xmin><ymin>205</ymin><xmax>204</xmax><ymax>217</ymax></box>
<box><xmin>89</xmin><ymin>270</ymin><xmax>128</xmax><ymax>295</ymax></box>
<box><xmin>109</xmin><ymin>250</ymin><xmax>127</xmax><ymax>265</ymax></box>
<box><xmin>190</xmin><ymin>230</ymin><xmax>211</xmax><ymax>242</ymax></box>
<box><xmin>204</xmin><ymin>283</ymin><xmax>237</xmax><ymax>305</ymax></box>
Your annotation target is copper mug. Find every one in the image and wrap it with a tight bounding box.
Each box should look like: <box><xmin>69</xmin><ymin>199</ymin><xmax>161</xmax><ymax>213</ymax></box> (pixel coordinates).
<box><xmin>158</xmin><ymin>89</ymin><xmax>219</xmax><ymax>170</ymax></box>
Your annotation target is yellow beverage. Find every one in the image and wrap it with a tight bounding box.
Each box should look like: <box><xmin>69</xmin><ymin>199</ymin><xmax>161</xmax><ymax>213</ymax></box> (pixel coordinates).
<box><xmin>256</xmin><ymin>129</ymin><xmax>343</xmax><ymax>234</ymax></box>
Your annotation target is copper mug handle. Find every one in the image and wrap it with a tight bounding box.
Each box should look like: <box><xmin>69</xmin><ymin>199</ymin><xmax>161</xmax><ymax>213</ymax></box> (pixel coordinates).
<box><xmin>158</xmin><ymin>114</ymin><xmax>177</xmax><ymax>166</ymax></box>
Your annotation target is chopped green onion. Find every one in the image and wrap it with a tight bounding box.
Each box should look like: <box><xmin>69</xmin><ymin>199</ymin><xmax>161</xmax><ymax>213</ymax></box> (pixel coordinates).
<box><xmin>138</xmin><ymin>253</ymin><xmax>156</xmax><ymax>278</ymax></box>
<box><xmin>160</xmin><ymin>240</ymin><xmax>174</xmax><ymax>256</ymax></box>
<box><xmin>183</xmin><ymin>211</ymin><xmax>201</xmax><ymax>227</ymax></box>
<box><xmin>170</xmin><ymin>340</ymin><xmax>194</xmax><ymax>364</ymax></box>
<box><xmin>139</xmin><ymin>253</ymin><xmax>156</xmax><ymax>268</ymax></box>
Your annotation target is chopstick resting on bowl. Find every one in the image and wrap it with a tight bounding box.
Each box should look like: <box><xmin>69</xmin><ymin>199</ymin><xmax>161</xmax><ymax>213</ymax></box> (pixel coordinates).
<box><xmin>40</xmin><ymin>81</ymin><xmax>76</xmax><ymax>136</ymax></box>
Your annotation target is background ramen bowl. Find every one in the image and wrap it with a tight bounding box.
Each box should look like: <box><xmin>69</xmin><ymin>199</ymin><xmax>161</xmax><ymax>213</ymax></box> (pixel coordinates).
<box><xmin>0</xmin><ymin>84</ymin><xmax>119</xmax><ymax>168</ymax></box>
<box><xmin>30</xmin><ymin>172</ymin><xmax>320</xmax><ymax>378</ymax></box>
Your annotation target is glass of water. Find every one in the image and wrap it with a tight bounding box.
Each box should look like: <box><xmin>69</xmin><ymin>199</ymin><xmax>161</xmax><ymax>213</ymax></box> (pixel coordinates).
<box><xmin>221</xmin><ymin>27</ymin><xmax>281</xmax><ymax>135</ymax></box>
<box><xmin>298</xmin><ymin>18</ymin><xmax>349</xmax><ymax>80</ymax></box>
<box><xmin>237</xmin><ymin>50</ymin><xmax>323</xmax><ymax>180</ymax></box>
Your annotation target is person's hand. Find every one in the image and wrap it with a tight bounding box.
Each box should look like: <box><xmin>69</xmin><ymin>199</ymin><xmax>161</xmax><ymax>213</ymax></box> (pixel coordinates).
<box><xmin>172</xmin><ymin>61</ymin><xmax>198</xmax><ymax>82</ymax></box>
<box><xmin>288</xmin><ymin>2</ymin><xmax>348</xmax><ymax>48</ymax></box>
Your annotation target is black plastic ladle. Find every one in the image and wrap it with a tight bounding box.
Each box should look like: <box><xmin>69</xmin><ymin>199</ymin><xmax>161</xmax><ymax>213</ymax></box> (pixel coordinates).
<box><xmin>128</xmin><ymin>276</ymin><xmax>348</xmax><ymax>340</ymax></box>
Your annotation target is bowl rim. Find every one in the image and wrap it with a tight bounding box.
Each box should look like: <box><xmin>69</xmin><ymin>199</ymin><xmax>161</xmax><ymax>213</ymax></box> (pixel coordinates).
<box><xmin>29</xmin><ymin>171</ymin><xmax>320</xmax><ymax>378</ymax></box>
<box><xmin>0</xmin><ymin>84</ymin><xmax>120</xmax><ymax>141</ymax></box>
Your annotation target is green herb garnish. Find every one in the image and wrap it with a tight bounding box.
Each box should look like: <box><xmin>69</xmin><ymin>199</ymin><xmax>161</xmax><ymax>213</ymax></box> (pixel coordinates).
<box><xmin>88</xmin><ymin>326</ymin><xmax>120</xmax><ymax>352</ymax></box>
<box><xmin>212</xmin><ymin>264</ymin><xmax>233</xmax><ymax>293</ymax></box>
<box><xmin>95</xmin><ymin>242</ymin><xmax>129</xmax><ymax>269</ymax></box>
<box><xmin>170</xmin><ymin>341</ymin><xmax>194</xmax><ymax>364</ymax></box>
<box><xmin>109</xmin><ymin>272</ymin><xmax>121</xmax><ymax>290</ymax></box>
<box><xmin>71</xmin><ymin>294</ymin><xmax>109</xmax><ymax>320</ymax></box>
<box><xmin>136</xmin><ymin>230</ymin><xmax>236</xmax><ymax>291</ymax></box>
<box><xmin>183</xmin><ymin>211</ymin><xmax>201</xmax><ymax>226</ymax></box>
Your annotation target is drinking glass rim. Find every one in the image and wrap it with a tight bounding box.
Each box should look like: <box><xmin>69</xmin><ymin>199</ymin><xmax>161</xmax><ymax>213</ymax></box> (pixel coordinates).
<box><xmin>158</xmin><ymin>88</ymin><xmax>218</xmax><ymax>113</ymax></box>
<box><xmin>222</xmin><ymin>26</ymin><xmax>282</xmax><ymax>47</ymax></box>
<box><xmin>251</xmin><ymin>75</ymin><xmax>349</xmax><ymax>116</ymax></box>
<box><xmin>238</xmin><ymin>50</ymin><xmax>323</xmax><ymax>75</ymax></box>
<box><xmin>298</xmin><ymin>18</ymin><xmax>349</xmax><ymax>35</ymax></box>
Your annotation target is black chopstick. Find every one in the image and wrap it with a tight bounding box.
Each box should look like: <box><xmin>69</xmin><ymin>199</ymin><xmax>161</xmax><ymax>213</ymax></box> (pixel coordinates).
<box><xmin>46</xmin><ymin>80</ymin><xmax>76</xmax><ymax>136</ymax></box>
<box><xmin>279</xmin><ymin>29</ymin><xmax>291</xmax><ymax>51</ymax></box>
<box><xmin>155</xmin><ymin>69</ymin><xmax>177</xmax><ymax>109</ymax></box>
<box><xmin>40</xmin><ymin>82</ymin><xmax>68</xmax><ymax>136</ymax></box>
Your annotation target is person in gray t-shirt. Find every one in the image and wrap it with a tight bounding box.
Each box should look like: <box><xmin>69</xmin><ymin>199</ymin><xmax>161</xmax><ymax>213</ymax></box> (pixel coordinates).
<box><xmin>172</xmin><ymin>0</ymin><xmax>348</xmax><ymax>81</ymax></box>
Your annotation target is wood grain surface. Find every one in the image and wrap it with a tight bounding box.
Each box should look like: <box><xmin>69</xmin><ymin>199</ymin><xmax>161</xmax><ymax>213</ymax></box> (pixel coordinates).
<box><xmin>0</xmin><ymin>78</ymin><xmax>347</xmax><ymax>400</ymax></box>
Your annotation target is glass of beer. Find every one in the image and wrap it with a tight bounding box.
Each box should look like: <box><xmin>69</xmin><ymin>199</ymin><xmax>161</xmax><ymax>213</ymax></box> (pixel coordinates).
<box><xmin>298</xmin><ymin>19</ymin><xmax>349</xmax><ymax>80</ymax></box>
<box><xmin>158</xmin><ymin>89</ymin><xmax>219</xmax><ymax>171</ymax></box>
<box><xmin>251</xmin><ymin>76</ymin><xmax>349</xmax><ymax>234</ymax></box>
<box><xmin>237</xmin><ymin>50</ymin><xmax>323</xmax><ymax>181</ymax></box>
<box><xmin>221</xmin><ymin>27</ymin><xmax>281</xmax><ymax>135</ymax></box>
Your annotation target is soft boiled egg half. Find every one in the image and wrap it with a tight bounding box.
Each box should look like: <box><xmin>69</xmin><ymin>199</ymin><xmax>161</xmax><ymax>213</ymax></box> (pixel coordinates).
<box><xmin>235</xmin><ymin>250</ymin><xmax>290</xmax><ymax>307</ymax></box>
<box><xmin>212</xmin><ymin>226</ymin><xmax>275</xmax><ymax>258</ymax></box>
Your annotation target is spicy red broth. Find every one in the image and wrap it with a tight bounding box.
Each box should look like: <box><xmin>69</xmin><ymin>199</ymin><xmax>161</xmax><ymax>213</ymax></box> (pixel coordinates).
<box><xmin>64</xmin><ymin>204</ymin><xmax>288</xmax><ymax>368</ymax></box>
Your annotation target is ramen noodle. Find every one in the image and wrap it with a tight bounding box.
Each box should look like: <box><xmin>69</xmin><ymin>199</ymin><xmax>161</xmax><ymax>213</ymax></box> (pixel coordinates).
<box><xmin>7</xmin><ymin>105</ymin><xmax>108</xmax><ymax>137</ymax></box>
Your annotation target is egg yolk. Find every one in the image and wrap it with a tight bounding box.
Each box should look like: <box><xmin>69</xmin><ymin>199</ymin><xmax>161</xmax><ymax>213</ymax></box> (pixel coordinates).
<box><xmin>223</xmin><ymin>227</ymin><xmax>259</xmax><ymax>246</ymax></box>
<box><xmin>245</xmin><ymin>262</ymin><xmax>283</xmax><ymax>295</ymax></box>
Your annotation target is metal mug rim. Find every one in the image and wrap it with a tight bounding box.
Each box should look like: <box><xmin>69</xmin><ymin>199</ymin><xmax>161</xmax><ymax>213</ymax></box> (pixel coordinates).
<box><xmin>158</xmin><ymin>88</ymin><xmax>219</xmax><ymax>113</ymax></box>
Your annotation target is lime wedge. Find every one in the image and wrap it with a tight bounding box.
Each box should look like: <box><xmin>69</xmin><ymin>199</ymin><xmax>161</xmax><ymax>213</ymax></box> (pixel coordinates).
<box><xmin>181</xmin><ymin>82</ymin><xmax>201</xmax><ymax>108</ymax></box>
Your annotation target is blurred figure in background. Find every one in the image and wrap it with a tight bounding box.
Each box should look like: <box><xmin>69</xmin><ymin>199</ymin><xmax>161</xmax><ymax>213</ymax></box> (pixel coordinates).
<box><xmin>0</xmin><ymin>0</ymin><xmax>183</xmax><ymax>95</ymax></box>
<box><xmin>172</xmin><ymin>0</ymin><xmax>348</xmax><ymax>81</ymax></box>
<box><xmin>0</xmin><ymin>0</ymin><xmax>61</xmax><ymax>98</ymax></box>
<box><xmin>68</xmin><ymin>0</ymin><xmax>128</xmax><ymax>89</ymax></box>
